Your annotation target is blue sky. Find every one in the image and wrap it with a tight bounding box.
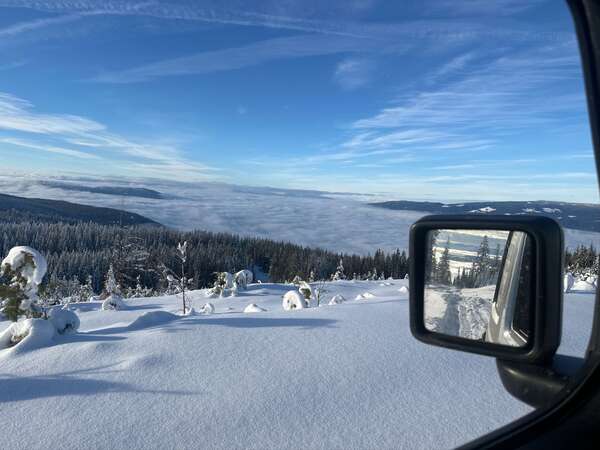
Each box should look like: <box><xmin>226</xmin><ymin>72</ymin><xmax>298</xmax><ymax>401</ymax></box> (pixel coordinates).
<box><xmin>0</xmin><ymin>0</ymin><xmax>597</xmax><ymax>202</ymax></box>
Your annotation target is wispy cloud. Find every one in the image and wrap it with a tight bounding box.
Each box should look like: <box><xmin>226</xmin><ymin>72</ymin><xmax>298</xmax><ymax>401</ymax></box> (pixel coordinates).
<box><xmin>0</xmin><ymin>93</ymin><xmax>105</xmax><ymax>135</ymax></box>
<box><xmin>0</xmin><ymin>1</ymin><xmax>373</xmax><ymax>38</ymax></box>
<box><xmin>0</xmin><ymin>92</ymin><xmax>220</xmax><ymax>180</ymax></box>
<box><xmin>333</xmin><ymin>42</ymin><xmax>585</xmax><ymax>164</ymax></box>
<box><xmin>333</xmin><ymin>57</ymin><xmax>374</xmax><ymax>90</ymax></box>
<box><xmin>429</xmin><ymin>0</ymin><xmax>547</xmax><ymax>17</ymax></box>
<box><xmin>92</xmin><ymin>34</ymin><xmax>382</xmax><ymax>83</ymax></box>
<box><xmin>0</xmin><ymin>13</ymin><xmax>84</xmax><ymax>38</ymax></box>
<box><xmin>0</xmin><ymin>137</ymin><xmax>100</xmax><ymax>159</ymax></box>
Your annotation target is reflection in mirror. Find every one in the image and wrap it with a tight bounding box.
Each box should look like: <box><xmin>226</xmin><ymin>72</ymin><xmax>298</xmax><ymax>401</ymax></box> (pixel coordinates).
<box><xmin>424</xmin><ymin>229</ymin><xmax>533</xmax><ymax>348</ymax></box>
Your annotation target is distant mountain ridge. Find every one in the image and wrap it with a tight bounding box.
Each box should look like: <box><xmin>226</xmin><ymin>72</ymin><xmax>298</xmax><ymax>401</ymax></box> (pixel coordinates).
<box><xmin>38</xmin><ymin>181</ymin><xmax>164</xmax><ymax>199</ymax></box>
<box><xmin>0</xmin><ymin>193</ymin><xmax>161</xmax><ymax>226</ymax></box>
<box><xmin>370</xmin><ymin>200</ymin><xmax>600</xmax><ymax>233</ymax></box>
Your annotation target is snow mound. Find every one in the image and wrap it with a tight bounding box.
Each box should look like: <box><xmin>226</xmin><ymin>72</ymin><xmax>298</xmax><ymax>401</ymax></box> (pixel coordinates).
<box><xmin>0</xmin><ymin>318</ymin><xmax>55</xmax><ymax>355</ymax></box>
<box><xmin>355</xmin><ymin>292</ymin><xmax>376</xmax><ymax>300</ymax></box>
<box><xmin>572</xmin><ymin>279</ymin><xmax>596</xmax><ymax>293</ymax></box>
<box><xmin>398</xmin><ymin>286</ymin><xmax>409</xmax><ymax>294</ymax></box>
<box><xmin>1</xmin><ymin>246</ymin><xmax>47</xmax><ymax>286</ymax></box>
<box><xmin>49</xmin><ymin>307</ymin><xmax>80</xmax><ymax>334</ymax></box>
<box><xmin>102</xmin><ymin>294</ymin><xmax>125</xmax><ymax>311</ymax></box>
<box><xmin>128</xmin><ymin>311</ymin><xmax>179</xmax><ymax>330</ymax></box>
<box><xmin>328</xmin><ymin>294</ymin><xmax>346</xmax><ymax>305</ymax></box>
<box><xmin>201</xmin><ymin>303</ymin><xmax>215</xmax><ymax>315</ymax></box>
<box><xmin>244</xmin><ymin>303</ymin><xmax>266</xmax><ymax>313</ymax></box>
<box><xmin>204</xmin><ymin>290</ymin><xmax>218</xmax><ymax>299</ymax></box>
<box><xmin>282</xmin><ymin>290</ymin><xmax>306</xmax><ymax>310</ymax></box>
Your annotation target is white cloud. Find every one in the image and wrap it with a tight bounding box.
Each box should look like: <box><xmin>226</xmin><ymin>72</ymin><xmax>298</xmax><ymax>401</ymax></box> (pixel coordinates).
<box><xmin>92</xmin><ymin>34</ymin><xmax>381</xmax><ymax>83</ymax></box>
<box><xmin>0</xmin><ymin>93</ymin><xmax>105</xmax><ymax>135</ymax></box>
<box><xmin>0</xmin><ymin>137</ymin><xmax>100</xmax><ymax>159</ymax></box>
<box><xmin>0</xmin><ymin>13</ymin><xmax>84</xmax><ymax>37</ymax></box>
<box><xmin>429</xmin><ymin>0</ymin><xmax>547</xmax><ymax>16</ymax></box>
<box><xmin>333</xmin><ymin>58</ymin><xmax>374</xmax><ymax>90</ymax></box>
<box><xmin>0</xmin><ymin>92</ymin><xmax>220</xmax><ymax>181</ymax></box>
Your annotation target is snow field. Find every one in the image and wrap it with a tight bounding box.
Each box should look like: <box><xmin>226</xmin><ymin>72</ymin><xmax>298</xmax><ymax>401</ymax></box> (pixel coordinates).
<box><xmin>0</xmin><ymin>279</ymin><xmax>594</xmax><ymax>450</ymax></box>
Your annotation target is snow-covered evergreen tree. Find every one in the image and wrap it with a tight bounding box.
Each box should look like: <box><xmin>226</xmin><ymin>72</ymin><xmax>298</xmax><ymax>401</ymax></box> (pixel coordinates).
<box><xmin>436</xmin><ymin>239</ymin><xmax>452</xmax><ymax>285</ymax></box>
<box><xmin>0</xmin><ymin>246</ymin><xmax>47</xmax><ymax>321</ymax></box>
<box><xmin>332</xmin><ymin>259</ymin><xmax>345</xmax><ymax>280</ymax></box>
<box><xmin>104</xmin><ymin>264</ymin><xmax>121</xmax><ymax>297</ymax></box>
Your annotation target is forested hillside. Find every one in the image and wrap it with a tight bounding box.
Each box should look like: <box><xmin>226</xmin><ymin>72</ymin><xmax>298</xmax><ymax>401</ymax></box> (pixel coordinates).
<box><xmin>0</xmin><ymin>219</ymin><xmax>409</xmax><ymax>297</ymax></box>
<box><xmin>0</xmin><ymin>193</ymin><xmax>160</xmax><ymax>226</ymax></box>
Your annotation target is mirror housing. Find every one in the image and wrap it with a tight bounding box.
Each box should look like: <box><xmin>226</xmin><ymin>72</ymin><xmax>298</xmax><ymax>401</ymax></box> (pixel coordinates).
<box><xmin>410</xmin><ymin>215</ymin><xmax>563</xmax><ymax>364</ymax></box>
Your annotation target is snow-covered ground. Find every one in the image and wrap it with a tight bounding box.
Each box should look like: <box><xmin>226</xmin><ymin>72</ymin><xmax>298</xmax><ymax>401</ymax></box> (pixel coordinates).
<box><xmin>1</xmin><ymin>175</ymin><xmax>598</xmax><ymax>254</ymax></box>
<box><xmin>425</xmin><ymin>285</ymin><xmax>495</xmax><ymax>340</ymax></box>
<box><xmin>0</xmin><ymin>280</ymin><xmax>594</xmax><ymax>449</ymax></box>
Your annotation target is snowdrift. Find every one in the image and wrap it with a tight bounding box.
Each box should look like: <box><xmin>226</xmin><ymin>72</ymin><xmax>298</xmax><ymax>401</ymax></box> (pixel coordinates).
<box><xmin>328</xmin><ymin>294</ymin><xmax>346</xmax><ymax>305</ymax></box>
<box><xmin>244</xmin><ymin>303</ymin><xmax>266</xmax><ymax>313</ymax></box>
<box><xmin>0</xmin><ymin>318</ymin><xmax>55</xmax><ymax>355</ymax></box>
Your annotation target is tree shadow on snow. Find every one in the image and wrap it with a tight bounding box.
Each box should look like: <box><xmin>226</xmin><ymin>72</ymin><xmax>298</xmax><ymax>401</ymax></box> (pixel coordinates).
<box><xmin>0</xmin><ymin>362</ymin><xmax>201</xmax><ymax>403</ymax></box>
<box><xmin>186</xmin><ymin>316</ymin><xmax>337</xmax><ymax>330</ymax></box>
<box><xmin>123</xmin><ymin>303</ymin><xmax>163</xmax><ymax>311</ymax></box>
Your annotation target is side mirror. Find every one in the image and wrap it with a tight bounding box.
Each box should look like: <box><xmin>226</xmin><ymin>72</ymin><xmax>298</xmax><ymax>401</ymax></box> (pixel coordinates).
<box><xmin>409</xmin><ymin>215</ymin><xmax>563</xmax><ymax>364</ymax></box>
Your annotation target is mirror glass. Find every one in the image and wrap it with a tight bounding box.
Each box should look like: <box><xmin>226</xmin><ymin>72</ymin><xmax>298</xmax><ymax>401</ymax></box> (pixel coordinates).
<box><xmin>424</xmin><ymin>229</ymin><xmax>533</xmax><ymax>347</ymax></box>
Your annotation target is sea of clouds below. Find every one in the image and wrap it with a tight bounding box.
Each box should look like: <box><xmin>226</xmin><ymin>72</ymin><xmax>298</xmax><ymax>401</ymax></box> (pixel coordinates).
<box><xmin>1</xmin><ymin>174</ymin><xmax>598</xmax><ymax>256</ymax></box>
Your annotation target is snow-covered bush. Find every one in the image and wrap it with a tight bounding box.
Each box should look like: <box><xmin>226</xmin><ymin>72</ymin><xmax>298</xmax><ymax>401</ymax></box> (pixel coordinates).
<box><xmin>234</xmin><ymin>270</ymin><xmax>253</xmax><ymax>290</ymax></box>
<box><xmin>48</xmin><ymin>307</ymin><xmax>80</xmax><ymax>334</ymax></box>
<box><xmin>282</xmin><ymin>290</ymin><xmax>307</xmax><ymax>310</ymax></box>
<box><xmin>398</xmin><ymin>286</ymin><xmax>409</xmax><ymax>294</ymax></box>
<box><xmin>244</xmin><ymin>303</ymin><xmax>266</xmax><ymax>313</ymax></box>
<box><xmin>0</xmin><ymin>318</ymin><xmax>55</xmax><ymax>353</ymax></box>
<box><xmin>76</xmin><ymin>275</ymin><xmax>95</xmax><ymax>303</ymax></box>
<box><xmin>201</xmin><ymin>303</ymin><xmax>215</xmax><ymax>315</ymax></box>
<box><xmin>209</xmin><ymin>271</ymin><xmax>236</xmax><ymax>297</ymax></box>
<box><xmin>328</xmin><ymin>294</ymin><xmax>346</xmax><ymax>305</ymax></box>
<box><xmin>298</xmin><ymin>281</ymin><xmax>313</xmax><ymax>303</ymax></box>
<box><xmin>0</xmin><ymin>246</ymin><xmax>47</xmax><ymax>321</ymax></box>
<box><xmin>102</xmin><ymin>265</ymin><xmax>125</xmax><ymax>310</ymax></box>
<box><xmin>313</xmin><ymin>280</ymin><xmax>328</xmax><ymax>307</ymax></box>
<box><xmin>102</xmin><ymin>294</ymin><xmax>125</xmax><ymax>311</ymax></box>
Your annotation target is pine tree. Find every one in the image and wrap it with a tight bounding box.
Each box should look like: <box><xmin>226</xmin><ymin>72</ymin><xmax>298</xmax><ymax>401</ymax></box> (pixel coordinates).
<box><xmin>332</xmin><ymin>258</ymin><xmax>345</xmax><ymax>280</ymax></box>
<box><xmin>0</xmin><ymin>263</ymin><xmax>28</xmax><ymax>321</ymax></box>
<box><xmin>104</xmin><ymin>264</ymin><xmax>121</xmax><ymax>297</ymax></box>
<box><xmin>78</xmin><ymin>275</ymin><xmax>94</xmax><ymax>302</ymax></box>
<box><xmin>436</xmin><ymin>238</ymin><xmax>452</xmax><ymax>285</ymax></box>
<box><xmin>473</xmin><ymin>235</ymin><xmax>491</xmax><ymax>287</ymax></box>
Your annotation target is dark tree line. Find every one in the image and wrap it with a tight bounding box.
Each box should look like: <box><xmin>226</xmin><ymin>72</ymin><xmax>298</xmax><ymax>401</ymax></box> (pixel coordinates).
<box><xmin>0</xmin><ymin>219</ymin><xmax>409</xmax><ymax>296</ymax></box>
